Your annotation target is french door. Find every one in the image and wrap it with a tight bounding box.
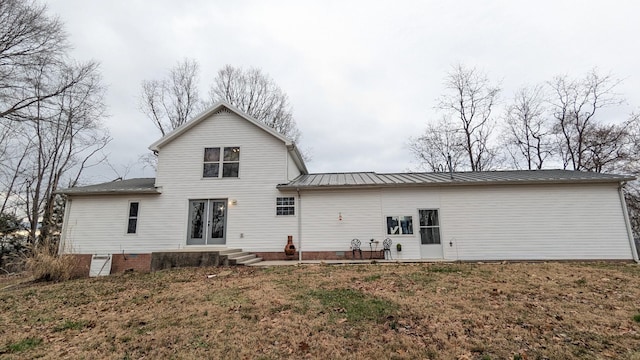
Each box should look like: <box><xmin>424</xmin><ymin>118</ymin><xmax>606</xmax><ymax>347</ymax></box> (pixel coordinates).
<box><xmin>187</xmin><ymin>199</ymin><xmax>227</xmax><ymax>245</ymax></box>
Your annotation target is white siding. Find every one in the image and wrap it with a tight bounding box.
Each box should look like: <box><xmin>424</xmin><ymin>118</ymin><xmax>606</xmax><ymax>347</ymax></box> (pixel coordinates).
<box><xmin>153</xmin><ymin>110</ymin><xmax>299</xmax><ymax>252</ymax></box>
<box><xmin>295</xmin><ymin>183</ymin><xmax>632</xmax><ymax>261</ymax></box>
<box><xmin>440</xmin><ymin>183</ymin><xmax>631</xmax><ymax>260</ymax></box>
<box><xmin>287</xmin><ymin>151</ymin><xmax>302</xmax><ymax>181</ymax></box>
<box><xmin>61</xmin><ymin>195</ymin><xmax>163</xmax><ymax>254</ymax></box>
<box><xmin>299</xmin><ymin>190</ymin><xmax>382</xmax><ymax>252</ymax></box>
<box><xmin>62</xmin><ymin>108</ymin><xmax>633</xmax><ymax>261</ymax></box>
<box><xmin>379</xmin><ymin>188</ymin><xmax>442</xmax><ymax>259</ymax></box>
<box><xmin>64</xmin><ymin>110</ymin><xmax>301</xmax><ymax>254</ymax></box>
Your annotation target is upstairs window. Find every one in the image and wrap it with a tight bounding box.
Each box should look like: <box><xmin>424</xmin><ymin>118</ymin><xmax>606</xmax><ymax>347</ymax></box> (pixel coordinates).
<box><xmin>127</xmin><ymin>202</ymin><xmax>139</xmax><ymax>234</ymax></box>
<box><xmin>203</xmin><ymin>147</ymin><xmax>240</xmax><ymax>178</ymax></box>
<box><xmin>276</xmin><ymin>197</ymin><xmax>295</xmax><ymax>216</ymax></box>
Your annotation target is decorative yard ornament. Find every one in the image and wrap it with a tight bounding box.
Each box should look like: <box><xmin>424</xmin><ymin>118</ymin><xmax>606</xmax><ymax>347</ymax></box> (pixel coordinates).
<box><xmin>285</xmin><ymin>235</ymin><xmax>296</xmax><ymax>257</ymax></box>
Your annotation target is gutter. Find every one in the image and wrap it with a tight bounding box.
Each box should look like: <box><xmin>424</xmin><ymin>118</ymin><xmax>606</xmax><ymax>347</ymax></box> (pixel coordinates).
<box><xmin>297</xmin><ymin>188</ymin><xmax>302</xmax><ymax>263</ymax></box>
<box><xmin>56</xmin><ymin>188</ymin><xmax>163</xmax><ymax>196</ymax></box>
<box><xmin>287</xmin><ymin>144</ymin><xmax>309</xmax><ymax>175</ymax></box>
<box><xmin>619</xmin><ymin>182</ymin><xmax>639</xmax><ymax>263</ymax></box>
<box><xmin>276</xmin><ymin>178</ymin><xmax>634</xmax><ymax>191</ymax></box>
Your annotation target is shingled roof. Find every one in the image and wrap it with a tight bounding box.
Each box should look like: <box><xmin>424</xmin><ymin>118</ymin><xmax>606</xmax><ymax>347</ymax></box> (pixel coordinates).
<box><xmin>57</xmin><ymin>178</ymin><xmax>160</xmax><ymax>195</ymax></box>
<box><xmin>276</xmin><ymin>170</ymin><xmax>635</xmax><ymax>190</ymax></box>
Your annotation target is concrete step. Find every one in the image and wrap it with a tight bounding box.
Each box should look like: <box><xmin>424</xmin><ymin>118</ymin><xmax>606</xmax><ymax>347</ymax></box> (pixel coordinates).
<box><xmin>242</xmin><ymin>257</ymin><xmax>263</xmax><ymax>266</ymax></box>
<box><xmin>227</xmin><ymin>251</ymin><xmax>250</xmax><ymax>259</ymax></box>
<box><xmin>219</xmin><ymin>248</ymin><xmax>243</xmax><ymax>255</ymax></box>
<box><xmin>229</xmin><ymin>254</ymin><xmax>256</xmax><ymax>264</ymax></box>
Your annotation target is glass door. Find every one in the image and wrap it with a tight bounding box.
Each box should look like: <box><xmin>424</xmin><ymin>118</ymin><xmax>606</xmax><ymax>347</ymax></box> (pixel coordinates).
<box><xmin>187</xmin><ymin>199</ymin><xmax>227</xmax><ymax>245</ymax></box>
<box><xmin>208</xmin><ymin>200</ymin><xmax>227</xmax><ymax>245</ymax></box>
<box><xmin>419</xmin><ymin>209</ymin><xmax>443</xmax><ymax>259</ymax></box>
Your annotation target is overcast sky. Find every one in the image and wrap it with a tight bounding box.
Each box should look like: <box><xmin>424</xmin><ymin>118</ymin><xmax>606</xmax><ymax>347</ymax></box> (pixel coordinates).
<box><xmin>45</xmin><ymin>0</ymin><xmax>640</xmax><ymax>182</ymax></box>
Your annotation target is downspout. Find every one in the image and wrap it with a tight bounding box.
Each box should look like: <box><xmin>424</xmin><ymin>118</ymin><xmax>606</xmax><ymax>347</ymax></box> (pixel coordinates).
<box><xmin>297</xmin><ymin>188</ymin><xmax>302</xmax><ymax>263</ymax></box>
<box><xmin>618</xmin><ymin>182</ymin><xmax>639</xmax><ymax>263</ymax></box>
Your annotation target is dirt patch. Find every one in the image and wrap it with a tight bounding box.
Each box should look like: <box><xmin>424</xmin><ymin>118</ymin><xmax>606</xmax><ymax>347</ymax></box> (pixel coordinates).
<box><xmin>1</xmin><ymin>262</ymin><xmax>640</xmax><ymax>359</ymax></box>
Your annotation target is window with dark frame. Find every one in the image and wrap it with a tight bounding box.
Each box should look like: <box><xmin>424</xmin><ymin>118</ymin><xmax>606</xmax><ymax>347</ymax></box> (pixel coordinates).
<box><xmin>276</xmin><ymin>197</ymin><xmax>295</xmax><ymax>216</ymax></box>
<box><xmin>127</xmin><ymin>202</ymin><xmax>139</xmax><ymax>234</ymax></box>
<box><xmin>386</xmin><ymin>216</ymin><xmax>414</xmax><ymax>235</ymax></box>
<box><xmin>203</xmin><ymin>147</ymin><xmax>240</xmax><ymax>178</ymax></box>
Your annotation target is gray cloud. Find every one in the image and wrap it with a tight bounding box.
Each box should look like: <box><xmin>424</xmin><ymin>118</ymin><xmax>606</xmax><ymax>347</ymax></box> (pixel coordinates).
<box><xmin>45</xmin><ymin>0</ymin><xmax>640</xmax><ymax>181</ymax></box>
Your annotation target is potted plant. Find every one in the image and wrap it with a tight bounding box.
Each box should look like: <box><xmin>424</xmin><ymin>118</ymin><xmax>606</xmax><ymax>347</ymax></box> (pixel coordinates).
<box><xmin>396</xmin><ymin>243</ymin><xmax>402</xmax><ymax>252</ymax></box>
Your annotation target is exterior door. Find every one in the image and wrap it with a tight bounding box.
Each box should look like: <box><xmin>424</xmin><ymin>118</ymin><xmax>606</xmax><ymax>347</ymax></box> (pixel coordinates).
<box><xmin>419</xmin><ymin>209</ymin><xmax>443</xmax><ymax>259</ymax></box>
<box><xmin>187</xmin><ymin>199</ymin><xmax>227</xmax><ymax>245</ymax></box>
<box><xmin>207</xmin><ymin>200</ymin><xmax>227</xmax><ymax>245</ymax></box>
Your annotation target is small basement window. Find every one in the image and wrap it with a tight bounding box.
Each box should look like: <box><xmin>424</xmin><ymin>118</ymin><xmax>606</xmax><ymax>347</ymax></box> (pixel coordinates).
<box><xmin>276</xmin><ymin>197</ymin><xmax>295</xmax><ymax>216</ymax></box>
<box><xmin>127</xmin><ymin>202</ymin><xmax>139</xmax><ymax>234</ymax></box>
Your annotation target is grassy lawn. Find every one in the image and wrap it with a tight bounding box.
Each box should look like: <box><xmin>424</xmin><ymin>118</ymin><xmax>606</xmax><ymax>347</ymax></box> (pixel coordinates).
<box><xmin>1</xmin><ymin>262</ymin><xmax>640</xmax><ymax>359</ymax></box>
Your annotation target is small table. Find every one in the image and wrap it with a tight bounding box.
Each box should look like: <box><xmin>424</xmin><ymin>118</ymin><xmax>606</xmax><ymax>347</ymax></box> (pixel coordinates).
<box><xmin>368</xmin><ymin>240</ymin><xmax>379</xmax><ymax>259</ymax></box>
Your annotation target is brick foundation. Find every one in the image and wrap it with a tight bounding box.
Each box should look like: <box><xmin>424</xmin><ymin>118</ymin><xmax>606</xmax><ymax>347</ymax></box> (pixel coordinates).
<box><xmin>111</xmin><ymin>253</ymin><xmax>152</xmax><ymax>273</ymax></box>
<box><xmin>66</xmin><ymin>253</ymin><xmax>152</xmax><ymax>277</ymax></box>
<box><xmin>67</xmin><ymin>254</ymin><xmax>92</xmax><ymax>278</ymax></box>
<box><xmin>254</xmin><ymin>250</ymin><xmax>385</xmax><ymax>261</ymax></box>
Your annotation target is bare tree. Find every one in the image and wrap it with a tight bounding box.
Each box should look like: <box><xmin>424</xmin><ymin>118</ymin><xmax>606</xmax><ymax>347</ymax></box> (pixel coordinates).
<box><xmin>140</xmin><ymin>58</ymin><xmax>202</xmax><ymax>136</ymax></box>
<box><xmin>0</xmin><ymin>120</ymin><xmax>32</xmax><ymax>216</ymax></box>
<box><xmin>5</xmin><ymin>60</ymin><xmax>110</xmax><ymax>244</ymax></box>
<box><xmin>438</xmin><ymin>65</ymin><xmax>500</xmax><ymax>171</ymax></box>
<box><xmin>548</xmin><ymin>70</ymin><xmax>624</xmax><ymax>171</ymax></box>
<box><xmin>210</xmin><ymin>65</ymin><xmax>301</xmax><ymax>143</ymax></box>
<box><xmin>408</xmin><ymin>116</ymin><xmax>466</xmax><ymax>172</ymax></box>
<box><xmin>504</xmin><ymin>85</ymin><xmax>552</xmax><ymax>169</ymax></box>
<box><xmin>619</xmin><ymin>115</ymin><xmax>640</xmax><ymax>240</ymax></box>
<box><xmin>581</xmin><ymin>119</ymin><xmax>636</xmax><ymax>173</ymax></box>
<box><xmin>0</xmin><ymin>0</ymin><xmax>83</xmax><ymax>121</ymax></box>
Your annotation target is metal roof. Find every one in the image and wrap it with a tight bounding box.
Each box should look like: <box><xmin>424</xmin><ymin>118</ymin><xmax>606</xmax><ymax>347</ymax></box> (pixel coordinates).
<box><xmin>57</xmin><ymin>178</ymin><xmax>160</xmax><ymax>195</ymax></box>
<box><xmin>277</xmin><ymin>170</ymin><xmax>635</xmax><ymax>190</ymax></box>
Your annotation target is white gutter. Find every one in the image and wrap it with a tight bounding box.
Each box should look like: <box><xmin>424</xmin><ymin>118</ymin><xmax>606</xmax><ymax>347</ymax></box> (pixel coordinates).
<box><xmin>297</xmin><ymin>189</ymin><xmax>302</xmax><ymax>263</ymax></box>
<box><xmin>619</xmin><ymin>182</ymin><xmax>639</xmax><ymax>263</ymax></box>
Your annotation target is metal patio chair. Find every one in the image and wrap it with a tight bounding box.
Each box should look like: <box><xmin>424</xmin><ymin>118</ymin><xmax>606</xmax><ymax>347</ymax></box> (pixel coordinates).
<box><xmin>351</xmin><ymin>238</ymin><xmax>363</xmax><ymax>259</ymax></box>
<box><xmin>382</xmin><ymin>238</ymin><xmax>392</xmax><ymax>260</ymax></box>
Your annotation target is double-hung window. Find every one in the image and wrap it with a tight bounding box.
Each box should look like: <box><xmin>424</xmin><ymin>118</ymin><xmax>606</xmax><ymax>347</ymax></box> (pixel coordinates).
<box><xmin>276</xmin><ymin>197</ymin><xmax>295</xmax><ymax>216</ymax></box>
<box><xmin>203</xmin><ymin>147</ymin><xmax>240</xmax><ymax>178</ymax></box>
<box><xmin>127</xmin><ymin>202</ymin><xmax>139</xmax><ymax>234</ymax></box>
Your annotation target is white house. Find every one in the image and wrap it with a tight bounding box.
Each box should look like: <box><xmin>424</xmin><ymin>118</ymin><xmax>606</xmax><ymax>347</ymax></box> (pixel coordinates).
<box><xmin>58</xmin><ymin>102</ymin><xmax>638</xmax><ymax>274</ymax></box>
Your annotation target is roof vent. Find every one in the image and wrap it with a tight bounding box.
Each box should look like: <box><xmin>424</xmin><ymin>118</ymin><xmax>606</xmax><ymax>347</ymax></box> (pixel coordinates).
<box><xmin>214</xmin><ymin>107</ymin><xmax>231</xmax><ymax>115</ymax></box>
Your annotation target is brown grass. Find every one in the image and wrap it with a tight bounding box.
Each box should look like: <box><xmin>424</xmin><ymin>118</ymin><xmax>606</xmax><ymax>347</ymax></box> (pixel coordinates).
<box><xmin>23</xmin><ymin>241</ymin><xmax>74</xmax><ymax>282</ymax></box>
<box><xmin>1</xmin><ymin>262</ymin><xmax>640</xmax><ymax>359</ymax></box>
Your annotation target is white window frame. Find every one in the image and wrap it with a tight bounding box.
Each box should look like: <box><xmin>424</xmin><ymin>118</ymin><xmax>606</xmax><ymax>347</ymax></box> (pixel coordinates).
<box><xmin>126</xmin><ymin>201</ymin><xmax>139</xmax><ymax>235</ymax></box>
<box><xmin>203</xmin><ymin>146</ymin><xmax>240</xmax><ymax>178</ymax></box>
<box><xmin>276</xmin><ymin>197</ymin><xmax>295</xmax><ymax>216</ymax></box>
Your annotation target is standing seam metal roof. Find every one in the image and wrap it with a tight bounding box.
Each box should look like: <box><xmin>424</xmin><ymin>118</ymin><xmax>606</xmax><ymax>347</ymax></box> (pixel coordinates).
<box><xmin>277</xmin><ymin>170</ymin><xmax>634</xmax><ymax>190</ymax></box>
